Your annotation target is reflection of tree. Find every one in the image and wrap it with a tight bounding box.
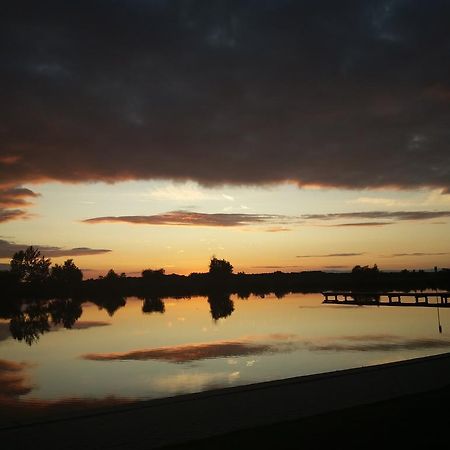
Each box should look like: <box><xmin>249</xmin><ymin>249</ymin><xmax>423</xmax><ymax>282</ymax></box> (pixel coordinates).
<box><xmin>50</xmin><ymin>259</ymin><xmax>83</xmax><ymax>287</ymax></box>
<box><xmin>142</xmin><ymin>297</ymin><xmax>165</xmax><ymax>314</ymax></box>
<box><xmin>9</xmin><ymin>304</ymin><xmax>50</xmax><ymax>346</ymax></box>
<box><xmin>49</xmin><ymin>298</ymin><xmax>83</xmax><ymax>328</ymax></box>
<box><xmin>93</xmin><ymin>295</ymin><xmax>126</xmax><ymax>317</ymax></box>
<box><xmin>207</xmin><ymin>292</ymin><xmax>234</xmax><ymax>321</ymax></box>
<box><xmin>0</xmin><ymin>297</ymin><xmax>22</xmax><ymax>320</ymax></box>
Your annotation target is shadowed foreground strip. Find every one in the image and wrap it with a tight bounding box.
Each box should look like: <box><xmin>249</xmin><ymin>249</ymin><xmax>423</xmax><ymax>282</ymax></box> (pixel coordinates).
<box><xmin>165</xmin><ymin>383</ymin><xmax>450</xmax><ymax>449</ymax></box>
<box><xmin>1</xmin><ymin>353</ymin><xmax>450</xmax><ymax>449</ymax></box>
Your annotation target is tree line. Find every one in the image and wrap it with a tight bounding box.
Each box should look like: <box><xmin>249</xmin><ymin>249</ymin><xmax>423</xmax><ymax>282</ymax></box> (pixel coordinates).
<box><xmin>1</xmin><ymin>246</ymin><xmax>449</xmax><ymax>300</ymax></box>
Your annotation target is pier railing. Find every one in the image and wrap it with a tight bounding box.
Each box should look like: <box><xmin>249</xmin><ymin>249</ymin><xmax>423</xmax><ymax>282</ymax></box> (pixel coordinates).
<box><xmin>322</xmin><ymin>291</ymin><xmax>450</xmax><ymax>307</ymax></box>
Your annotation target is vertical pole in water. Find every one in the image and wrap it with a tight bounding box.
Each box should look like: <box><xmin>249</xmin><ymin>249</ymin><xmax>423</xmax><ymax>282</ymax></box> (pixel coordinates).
<box><xmin>436</xmin><ymin>290</ymin><xmax>442</xmax><ymax>334</ymax></box>
<box><xmin>437</xmin><ymin>306</ymin><xmax>442</xmax><ymax>334</ymax></box>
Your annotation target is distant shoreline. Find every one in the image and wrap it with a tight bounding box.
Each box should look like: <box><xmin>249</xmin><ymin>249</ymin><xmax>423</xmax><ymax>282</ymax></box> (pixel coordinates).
<box><xmin>2</xmin><ymin>267</ymin><xmax>450</xmax><ymax>301</ymax></box>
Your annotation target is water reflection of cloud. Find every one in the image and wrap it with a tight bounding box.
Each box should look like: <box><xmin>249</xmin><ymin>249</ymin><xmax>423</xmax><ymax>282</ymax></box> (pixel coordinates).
<box><xmin>0</xmin><ymin>395</ymin><xmax>132</xmax><ymax>425</ymax></box>
<box><xmin>307</xmin><ymin>335</ymin><xmax>450</xmax><ymax>352</ymax></box>
<box><xmin>0</xmin><ymin>323</ymin><xmax>11</xmax><ymax>342</ymax></box>
<box><xmin>0</xmin><ymin>359</ymin><xmax>34</xmax><ymax>399</ymax></box>
<box><xmin>150</xmin><ymin>371</ymin><xmax>238</xmax><ymax>395</ymax></box>
<box><xmin>0</xmin><ymin>358</ymin><xmax>133</xmax><ymax>423</ymax></box>
<box><xmin>82</xmin><ymin>333</ymin><xmax>450</xmax><ymax>364</ymax></box>
<box><xmin>82</xmin><ymin>341</ymin><xmax>274</xmax><ymax>363</ymax></box>
<box><xmin>70</xmin><ymin>321</ymin><xmax>111</xmax><ymax>330</ymax></box>
<box><xmin>82</xmin><ymin>334</ymin><xmax>299</xmax><ymax>363</ymax></box>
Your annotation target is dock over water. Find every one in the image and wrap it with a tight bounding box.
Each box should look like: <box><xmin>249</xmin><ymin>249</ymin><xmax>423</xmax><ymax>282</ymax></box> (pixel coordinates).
<box><xmin>322</xmin><ymin>291</ymin><xmax>450</xmax><ymax>307</ymax></box>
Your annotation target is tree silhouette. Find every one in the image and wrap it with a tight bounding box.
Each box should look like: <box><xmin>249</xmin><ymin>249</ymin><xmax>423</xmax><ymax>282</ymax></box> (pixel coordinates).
<box><xmin>352</xmin><ymin>264</ymin><xmax>380</xmax><ymax>275</ymax></box>
<box><xmin>10</xmin><ymin>246</ymin><xmax>51</xmax><ymax>283</ymax></box>
<box><xmin>142</xmin><ymin>268</ymin><xmax>165</xmax><ymax>279</ymax></box>
<box><xmin>51</xmin><ymin>259</ymin><xmax>83</xmax><ymax>287</ymax></box>
<box><xmin>209</xmin><ymin>257</ymin><xmax>233</xmax><ymax>277</ymax></box>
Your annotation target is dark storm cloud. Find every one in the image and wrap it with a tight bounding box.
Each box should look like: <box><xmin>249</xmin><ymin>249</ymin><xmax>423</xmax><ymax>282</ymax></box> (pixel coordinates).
<box><xmin>0</xmin><ymin>239</ymin><xmax>111</xmax><ymax>258</ymax></box>
<box><xmin>1</xmin><ymin>1</ymin><xmax>450</xmax><ymax>191</ymax></box>
<box><xmin>83</xmin><ymin>210</ymin><xmax>287</xmax><ymax>227</ymax></box>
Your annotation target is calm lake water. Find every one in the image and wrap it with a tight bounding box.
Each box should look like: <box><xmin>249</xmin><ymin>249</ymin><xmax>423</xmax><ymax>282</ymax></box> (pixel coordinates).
<box><xmin>1</xmin><ymin>293</ymin><xmax>450</xmax><ymax>415</ymax></box>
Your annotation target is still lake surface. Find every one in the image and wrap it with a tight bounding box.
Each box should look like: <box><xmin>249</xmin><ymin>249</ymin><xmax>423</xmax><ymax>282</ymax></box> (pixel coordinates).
<box><xmin>1</xmin><ymin>293</ymin><xmax>450</xmax><ymax>413</ymax></box>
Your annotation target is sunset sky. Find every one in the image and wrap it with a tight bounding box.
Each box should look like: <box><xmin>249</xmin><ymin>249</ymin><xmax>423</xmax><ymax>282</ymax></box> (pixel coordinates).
<box><xmin>1</xmin><ymin>0</ymin><xmax>449</xmax><ymax>276</ymax></box>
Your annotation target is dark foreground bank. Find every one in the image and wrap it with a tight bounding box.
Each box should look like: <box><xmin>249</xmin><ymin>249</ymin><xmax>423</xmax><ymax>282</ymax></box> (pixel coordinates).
<box><xmin>165</xmin><ymin>382</ymin><xmax>450</xmax><ymax>449</ymax></box>
<box><xmin>2</xmin><ymin>352</ymin><xmax>450</xmax><ymax>449</ymax></box>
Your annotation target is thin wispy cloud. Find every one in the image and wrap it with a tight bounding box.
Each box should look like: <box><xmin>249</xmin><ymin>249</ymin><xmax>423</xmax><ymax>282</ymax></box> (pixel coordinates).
<box><xmin>251</xmin><ymin>265</ymin><xmax>302</xmax><ymax>270</ymax></box>
<box><xmin>83</xmin><ymin>211</ymin><xmax>289</xmax><ymax>228</ymax></box>
<box><xmin>0</xmin><ymin>187</ymin><xmax>40</xmax><ymax>223</ymax></box>
<box><xmin>0</xmin><ymin>209</ymin><xmax>31</xmax><ymax>223</ymax></box>
<box><xmin>0</xmin><ymin>239</ymin><xmax>112</xmax><ymax>258</ymax></box>
<box><xmin>348</xmin><ymin>197</ymin><xmax>406</xmax><ymax>207</ymax></box>
<box><xmin>265</xmin><ymin>226</ymin><xmax>291</xmax><ymax>233</ymax></box>
<box><xmin>83</xmin><ymin>208</ymin><xmax>450</xmax><ymax>229</ymax></box>
<box><xmin>0</xmin><ymin>187</ymin><xmax>40</xmax><ymax>208</ymax></box>
<box><xmin>301</xmin><ymin>211</ymin><xmax>450</xmax><ymax>221</ymax></box>
<box><xmin>329</xmin><ymin>222</ymin><xmax>392</xmax><ymax>227</ymax></box>
<box><xmin>297</xmin><ymin>253</ymin><xmax>364</xmax><ymax>258</ymax></box>
<box><xmin>383</xmin><ymin>252</ymin><xmax>449</xmax><ymax>258</ymax></box>
<box><xmin>146</xmin><ymin>183</ymin><xmax>235</xmax><ymax>202</ymax></box>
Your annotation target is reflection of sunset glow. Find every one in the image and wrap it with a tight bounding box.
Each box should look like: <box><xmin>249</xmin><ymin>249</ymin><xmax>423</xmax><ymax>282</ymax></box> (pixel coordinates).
<box><xmin>1</xmin><ymin>294</ymin><xmax>449</xmax><ymax>410</ymax></box>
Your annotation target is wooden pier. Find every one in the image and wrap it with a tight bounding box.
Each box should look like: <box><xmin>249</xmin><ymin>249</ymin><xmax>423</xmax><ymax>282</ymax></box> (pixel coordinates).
<box><xmin>322</xmin><ymin>291</ymin><xmax>450</xmax><ymax>307</ymax></box>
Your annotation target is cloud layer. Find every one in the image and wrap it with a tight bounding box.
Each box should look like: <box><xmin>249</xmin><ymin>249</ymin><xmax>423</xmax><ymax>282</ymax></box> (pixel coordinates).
<box><xmin>1</xmin><ymin>1</ymin><xmax>450</xmax><ymax>191</ymax></box>
<box><xmin>0</xmin><ymin>239</ymin><xmax>111</xmax><ymax>259</ymax></box>
<box><xmin>302</xmin><ymin>211</ymin><xmax>450</xmax><ymax>221</ymax></box>
<box><xmin>83</xmin><ymin>211</ymin><xmax>286</xmax><ymax>227</ymax></box>
<box><xmin>297</xmin><ymin>253</ymin><xmax>364</xmax><ymax>258</ymax></box>
<box><xmin>83</xmin><ymin>209</ymin><xmax>450</xmax><ymax>229</ymax></box>
<box><xmin>0</xmin><ymin>188</ymin><xmax>40</xmax><ymax>223</ymax></box>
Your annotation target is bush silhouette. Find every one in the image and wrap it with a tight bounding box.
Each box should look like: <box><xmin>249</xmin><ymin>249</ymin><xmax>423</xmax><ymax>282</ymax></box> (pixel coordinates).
<box><xmin>209</xmin><ymin>257</ymin><xmax>233</xmax><ymax>277</ymax></box>
<box><xmin>10</xmin><ymin>246</ymin><xmax>51</xmax><ymax>283</ymax></box>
